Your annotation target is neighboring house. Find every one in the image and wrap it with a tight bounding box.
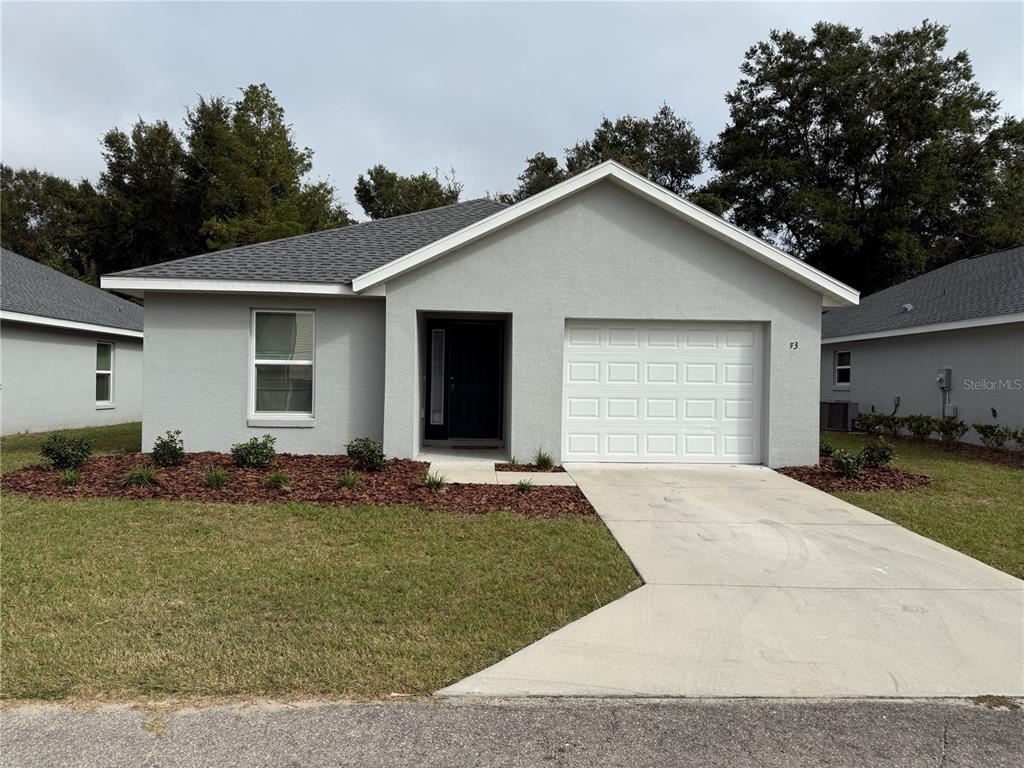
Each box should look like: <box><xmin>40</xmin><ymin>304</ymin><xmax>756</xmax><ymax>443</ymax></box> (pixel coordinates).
<box><xmin>820</xmin><ymin>247</ymin><xmax>1024</xmax><ymax>442</ymax></box>
<box><xmin>102</xmin><ymin>161</ymin><xmax>858</xmax><ymax>467</ymax></box>
<box><xmin>1</xmin><ymin>249</ymin><xmax>144</xmax><ymax>435</ymax></box>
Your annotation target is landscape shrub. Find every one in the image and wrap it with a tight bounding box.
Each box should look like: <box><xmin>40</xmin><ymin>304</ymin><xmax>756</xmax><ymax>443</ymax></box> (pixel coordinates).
<box><xmin>345</xmin><ymin>437</ymin><xmax>386</xmax><ymax>472</ymax></box>
<box><xmin>533</xmin><ymin>450</ymin><xmax>555</xmax><ymax>470</ymax></box>
<box><xmin>230</xmin><ymin>435</ymin><xmax>277</xmax><ymax>468</ymax></box>
<box><xmin>819</xmin><ymin>436</ymin><xmax>835</xmax><ymax>457</ymax></box>
<box><xmin>937</xmin><ymin>418</ymin><xmax>969</xmax><ymax>445</ymax></box>
<box><xmin>1012</xmin><ymin>429</ymin><xmax>1024</xmax><ymax>452</ymax></box>
<box><xmin>855</xmin><ymin>413</ymin><xmax>886</xmax><ymax>435</ymax></box>
<box><xmin>423</xmin><ymin>471</ymin><xmax>447</xmax><ymax>492</ymax></box>
<box><xmin>59</xmin><ymin>469</ymin><xmax>79</xmax><ymax>487</ymax></box>
<box><xmin>152</xmin><ymin>430</ymin><xmax>187</xmax><ymax>467</ymax></box>
<box><xmin>516</xmin><ymin>479</ymin><xmax>535</xmax><ymax>493</ymax></box>
<box><xmin>830</xmin><ymin>449</ymin><xmax>863</xmax><ymax>479</ymax></box>
<box><xmin>124</xmin><ymin>465</ymin><xmax>158</xmax><ymax>487</ymax></box>
<box><xmin>204</xmin><ymin>467</ymin><xmax>229</xmax><ymax>489</ymax></box>
<box><xmin>903</xmin><ymin>414</ymin><xmax>938</xmax><ymax>441</ymax></box>
<box><xmin>40</xmin><ymin>433</ymin><xmax>92</xmax><ymax>470</ymax></box>
<box><xmin>860</xmin><ymin>439</ymin><xmax>895</xmax><ymax>469</ymax></box>
<box><xmin>972</xmin><ymin>423</ymin><xmax>1013</xmax><ymax>450</ymax></box>
<box><xmin>337</xmin><ymin>470</ymin><xmax>359</xmax><ymax>490</ymax></box>
<box><xmin>879</xmin><ymin>415</ymin><xmax>905</xmax><ymax>438</ymax></box>
<box><xmin>264</xmin><ymin>471</ymin><xmax>290</xmax><ymax>491</ymax></box>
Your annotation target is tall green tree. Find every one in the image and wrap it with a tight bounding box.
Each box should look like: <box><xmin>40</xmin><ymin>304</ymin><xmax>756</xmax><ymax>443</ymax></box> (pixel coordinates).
<box><xmin>708</xmin><ymin>21</ymin><xmax>1022</xmax><ymax>293</ymax></box>
<box><xmin>499</xmin><ymin>152</ymin><xmax>567</xmax><ymax>204</ymax></box>
<box><xmin>0</xmin><ymin>165</ymin><xmax>98</xmax><ymax>280</ymax></box>
<box><xmin>354</xmin><ymin>165</ymin><xmax>462</xmax><ymax>219</ymax></box>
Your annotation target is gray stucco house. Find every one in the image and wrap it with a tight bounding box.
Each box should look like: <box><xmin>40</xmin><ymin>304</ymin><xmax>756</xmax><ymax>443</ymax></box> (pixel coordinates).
<box><xmin>1</xmin><ymin>249</ymin><xmax>144</xmax><ymax>434</ymax></box>
<box><xmin>821</xmin><ymin>247</ymin><xmax>1023</xmax><ymax>442</ymax></box>
<box><xmin>102</xmin><ymin>161</ymin><xmax>858</xmax><ymax>467</ymax></box>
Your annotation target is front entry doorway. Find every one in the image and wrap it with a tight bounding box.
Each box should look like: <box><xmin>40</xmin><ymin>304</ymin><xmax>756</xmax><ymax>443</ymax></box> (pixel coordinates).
<box><xmin>424</xmin><ymin>319</ymin><xmax>504</xmax><ymax>442</ymax></box>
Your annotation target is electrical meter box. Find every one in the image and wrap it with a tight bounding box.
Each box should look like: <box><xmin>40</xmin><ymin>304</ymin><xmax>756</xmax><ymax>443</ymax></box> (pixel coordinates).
<box><xmin>936</xmin><ymin>368</ymin><xmax>953</xmax><ymax>390</ymax></box>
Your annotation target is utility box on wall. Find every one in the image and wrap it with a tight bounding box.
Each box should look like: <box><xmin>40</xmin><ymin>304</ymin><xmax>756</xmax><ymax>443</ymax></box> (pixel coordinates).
<box><xmin>936</xmin><ymin>367</ymin><xmax>953</xmax><ymax>390</ymax></box>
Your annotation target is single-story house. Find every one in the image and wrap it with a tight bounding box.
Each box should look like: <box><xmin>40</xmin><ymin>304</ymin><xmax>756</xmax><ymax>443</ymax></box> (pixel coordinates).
<box><xmin>1</xmin><ymin>248</ymin><xmax>144</xmax><ymax>435</ymax></box>
<box><xmin>101</xmin><ymin>161</ymin><xmax>858</xmax><ymax>467</ymax></box>
<box><xmin>820</xmin><ymin>246</ymin><xmax>1023</xmax><ymax>441</ymax></box>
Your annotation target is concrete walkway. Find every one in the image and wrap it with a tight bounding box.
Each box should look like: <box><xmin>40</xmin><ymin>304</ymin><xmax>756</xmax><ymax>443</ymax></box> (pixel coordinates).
<box><xmin>440</xmin><ymin>464</ymin><xmax>1024</xmax><ymax>698</ymax></box>
<box><xmin>423</xmin><ymin>452</ymin><xmax>577</xmax><ymax>485</ymax></box>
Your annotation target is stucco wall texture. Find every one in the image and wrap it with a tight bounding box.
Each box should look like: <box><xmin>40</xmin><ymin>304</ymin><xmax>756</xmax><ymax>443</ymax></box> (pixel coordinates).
<box><xmin>1</xmin><ymin>322</ymin><xmax>143</xmax><ymax>434</ymax></box>
<box><xmin>384</xmin><ymin>180</ymin><xmax>824</xmax><ymax>467</ymax></box>
<box><xmin>821</xmin><ymin>324</ymin><xmax>1024</xmax><ymax>444</ymax></box>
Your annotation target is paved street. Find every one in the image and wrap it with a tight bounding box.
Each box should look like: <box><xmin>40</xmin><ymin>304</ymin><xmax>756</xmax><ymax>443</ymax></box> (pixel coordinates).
<box><xmin>3</xmin><ymin>697</ymin><xmax>1022</xmax><ymax>767</ymax></box>
<box><xmin>442</xmin><ymin>464</ymin><xmax>1024</xmax><ymax>697</ymax></box>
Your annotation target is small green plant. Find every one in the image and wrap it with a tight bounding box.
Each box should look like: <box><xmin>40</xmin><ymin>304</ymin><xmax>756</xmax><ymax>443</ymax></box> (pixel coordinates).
<box><xmin>972</xmin><ymin>423</ymin><xmax>1013</xmax><ymax>450</ymax></box>
<box><xmin>345</xmin><ymin>437</ymin><xmax>386</xmax><ymax>472</ymax></box>
<box><xmin>230</xmin><ymin>434</ymin><xmax>277</xmax><ymax>468</ymax></box>
<box><xmin>831</xmin><ymin>448</ymin><xmax>862</xmax><ymax>479</ymax></box>
<box><xmin>533</xmin><ymin>450</ymin><xmax>554</xmax><ymax>470</ymax></box>
<box><xmin>152</xmin><ymin>429</ymin><xmax>186</xmax><ymax>467</ymax></box>
<box><xmin>860</xmin><ymin>439</ymin><xmax>895</xmax><ymax>469</ymax></box>
<box><xmin>515</xmin><ymin>479</ymin><xmax>535</xmax><ymax>493</ymax></box>
<box><xmin>506</xmin><ymin>456</ymin><xmax>519</xmax><ymax>467</ymax></box>
<box><xmin>819</xmin><ymin>436</ymin><xmax>835</xmax><ymax>457</ymax></box>
<box><xmin>203</xmin><ymin>467</ymin><xmax>229</xmax><ymax>489</ymax></box>
<box><xmin>937</xmin><ymin>418</ymin><xmax>969</xmax><ymax>445</ymax></box>
<box><xmin>40</xmin><ymin>433</ymin><xmax>92</xmax><ymax>470</ymax></box>
<box><xmin>855</xmin><ymin>412</ymin><xmax>886</xmax><ymax>435</ymax></box>
<box><xmin>264</xmin><ymin>471</ymin><xmax>290</xmax><ymax>491</ymax></box>
<box><xmin>124</xmin><ymin>465</ymin><xmax>158</xmax><ymax>487</ymax></box>
<box><xmin>903</xmin><ymin>414</ymin><xmax>938</xmax><ymax>441</ymax></box>
<box><xmin>423</xmin><ymin>471</ymin><xmax>447</xmax><ymax>492</ymax></box>
<box><xmin>1011</xmin><ymin>428</ymin><xmax>1024</xmax><ymax>452</ymax></box>
<box><xmin>58</xmin><ymin>469</ymin><xmax>79</xmax><ymax>487</ymax></box>
<box><xmin>880</xmin><ymin>415</ymin><xmax>905</xmax><ymax>438</ymax></box>
<box><xmin>337</xmin><ymin>470</ymin><xmax>359</xmax><ymax>490</ymax></box>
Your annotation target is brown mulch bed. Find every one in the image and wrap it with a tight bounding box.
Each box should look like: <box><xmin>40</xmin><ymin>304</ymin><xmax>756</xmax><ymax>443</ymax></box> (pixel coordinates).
<box><xmin>495</xmin><ymin>463</ymin><xmax>566</xmax><ymax>473</ymax></box>
<box><xmin>1</xmin><ymin>453</ymin><xmax>595</xmax><ymax>518</ymax></box>
<box><xmin>778</xmin><ymin>458</ymin><xmax>931</xmax><ymax>492</ymax></box>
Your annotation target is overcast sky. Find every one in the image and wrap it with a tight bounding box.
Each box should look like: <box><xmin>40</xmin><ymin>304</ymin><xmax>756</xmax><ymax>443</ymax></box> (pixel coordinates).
<box><xmin>3</xmin><ymin>1</ymin><xmax>1021</xmax><ymax>217</ymax></box>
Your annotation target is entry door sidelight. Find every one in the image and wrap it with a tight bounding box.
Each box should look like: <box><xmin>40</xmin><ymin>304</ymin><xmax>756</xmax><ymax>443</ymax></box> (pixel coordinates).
<box><xmin>425</xmin><ymin>320</ymin><xmax>503</xmax><ymax>441</ymax></box>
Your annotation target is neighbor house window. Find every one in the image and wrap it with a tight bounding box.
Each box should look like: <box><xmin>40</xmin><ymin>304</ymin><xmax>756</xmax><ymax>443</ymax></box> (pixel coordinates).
<box><xmin>96</xmin><ymin>342</ymin><xmax>114</xmax><ymax>405</ymax></box>
<box><xmin>251</xmin><ymin>310</ymin><xmax>314</xmax><ymax>416</ymax></box>
<box><xmin>834</xmin><ymin>350</ymin><xmax>851</xmax><ymax>387</ymax></box>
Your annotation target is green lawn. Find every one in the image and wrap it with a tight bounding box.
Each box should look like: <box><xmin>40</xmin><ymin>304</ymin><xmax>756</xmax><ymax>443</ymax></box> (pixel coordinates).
<box><xmin>0</xmin><ymin>496</ymin><xmax>640</xmax><ymax>701</ymax></box>
<box><xmin>1</xmin><ymin>422</ymin><xmax>141</xmax><ymax>474</ymax></box>
<box><xmin>824</xmin><ymin>432</ymin><xmax>1024</xmax><ymax>580</ymax></box>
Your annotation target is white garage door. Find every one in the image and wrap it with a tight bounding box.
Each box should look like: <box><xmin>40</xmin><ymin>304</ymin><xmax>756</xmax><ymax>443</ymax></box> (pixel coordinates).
<box><xmin>562</xmin><ymin>321</ymin><xmax>763</xmax><ymax>463</ymax></box>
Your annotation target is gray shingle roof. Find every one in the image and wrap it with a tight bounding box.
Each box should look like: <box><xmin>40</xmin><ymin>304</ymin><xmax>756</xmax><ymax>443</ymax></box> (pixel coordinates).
<box><xmin>822</xmin><ymin>246</ymin><xmax>1024</xmax><ymax>339</ymax></box>
<box><xmin>106</xmin><ymin>199</ymin><xmax>508</xmax><ymax>285</ymax></box>
<box><xmin>1</xmin><ymin>249</ymin><xmax>144</xmax><ymax>332</ymax></box>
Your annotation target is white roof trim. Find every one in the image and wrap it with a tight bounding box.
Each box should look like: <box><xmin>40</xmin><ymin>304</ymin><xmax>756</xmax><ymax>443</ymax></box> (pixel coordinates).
<box><xmin>100</xmin><ymin>276</ymin><xmax>384</xmax><ymax>298</ymax></box>
<box><xmin>351</xmin><ymin>160</ymin><xmax>860</xmax><ymax>306</ymax></box>
<box><xmin>823</xmin><ymin>312</ymin><xmax>1024</xmax><ymax>344</ymax></box>
<box><xmin>0</xmin><ymin>310</ymin><xmax>144</xmax><ymax>339</ymax></box>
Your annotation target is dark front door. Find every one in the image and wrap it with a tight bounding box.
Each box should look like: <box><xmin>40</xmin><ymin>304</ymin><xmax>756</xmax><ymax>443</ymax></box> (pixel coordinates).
<box><xmin>425</xmin><ymin>320</ymin><xmax>503</xmax><ymax>441</ymax></box>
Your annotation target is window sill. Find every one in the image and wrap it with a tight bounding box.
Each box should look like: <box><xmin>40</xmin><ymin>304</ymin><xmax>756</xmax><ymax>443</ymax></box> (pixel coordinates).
<box><xmin>247</xmin><ymin>417</ymin><xmax>315</xmax><ymax>429</ymax></box>
<box><xmin>96</xmin><ymin>403</ymin><xmax>116</xmax><ymax>410</ymax></box>
<box><xmin>832</xmin><ymin>386</ymin><xmax>851</xmax><ymax>392</ymax></box>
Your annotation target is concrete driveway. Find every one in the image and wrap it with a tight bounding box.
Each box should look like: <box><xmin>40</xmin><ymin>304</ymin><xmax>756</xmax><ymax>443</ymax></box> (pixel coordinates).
<box><xmin>440</xmin><ymin>464</ymin><xmax>1024</xmax><ymax>697</ymax></box>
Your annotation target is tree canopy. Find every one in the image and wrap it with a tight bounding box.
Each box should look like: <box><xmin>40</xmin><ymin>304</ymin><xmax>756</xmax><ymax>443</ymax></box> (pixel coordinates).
<box><xmin>354</xmin><ymin>165</ymin><xmax>462</xmax><ymax>220</ymax></box>
<box><xmin>707</xmin><ymin>20</ymin><xmax>1023</xmax><ymax>293</ymax></box>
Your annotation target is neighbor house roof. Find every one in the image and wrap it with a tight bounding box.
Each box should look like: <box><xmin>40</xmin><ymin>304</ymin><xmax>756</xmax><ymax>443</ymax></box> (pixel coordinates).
<box><xmin>104</xmin><ymin>199</ymin><xmax>507</xmax><ymax>292</ymax></box>
<box><xmin>822</xmin><ymin>246</ymin><xmax>1024</xmax><ymax>342</ymax></box>
<box><xmin>1</xmin><ymin>248</ymin><xmax>144</xmax><ymax>337</ymax></box>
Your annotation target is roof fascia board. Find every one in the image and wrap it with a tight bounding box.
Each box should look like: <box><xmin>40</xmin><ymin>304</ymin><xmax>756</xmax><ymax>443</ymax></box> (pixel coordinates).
<box><xmin>0</xmin><ymin>310</ymin><xmax>144</xmax><ymax>338</ymax></box>
<box><xmin>351</xmin><ymin>161</ymin><xmax>860</xmax><ymax>306</ymax></box>
<box><xmin>823</xmin><ymin>312</ymin><xmax>1024</xmax><ymax>344</ymax></box>
<box><xmin>100</xmin><ymin>276</ymin><xmax>384</xmax><ymax>298</ymax></box>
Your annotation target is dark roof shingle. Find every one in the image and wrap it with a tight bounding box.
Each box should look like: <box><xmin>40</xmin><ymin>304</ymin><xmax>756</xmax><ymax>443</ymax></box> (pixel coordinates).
<box><xmin>1</xmin><ymin>249</ymin><xmax>144</xmax><ymax>332</ymax></box>
<box><xmin>106</xmin><ymin>199</ymin><xmax>507</xmax><ymax>285</ymax></box>
<box><xmin>822</xmin><ymin>246</ymin><xmax>1024</xmax><ymax>339</ymax></box>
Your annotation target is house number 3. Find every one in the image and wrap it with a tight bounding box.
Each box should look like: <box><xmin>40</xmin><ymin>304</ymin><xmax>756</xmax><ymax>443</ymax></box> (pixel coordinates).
<box><xmin>789</xmin><ymin>341</ymin><xmax>799</xmax><ymax>349</ymax></box>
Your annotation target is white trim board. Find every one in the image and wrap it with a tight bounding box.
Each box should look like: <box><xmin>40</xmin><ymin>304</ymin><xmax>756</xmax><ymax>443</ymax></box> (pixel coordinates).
<box><xmin>351</xmin><ymin>160</ymin><xmax>860</xmax><ymax>307</ymax></box>
<box><xmin>823</xmin><ymin>313</ymin><xmax>1024</xmax><ymax>344</ymax></box>
<box><xmin>0</xmin><ymin>310</ymin><xmax>144</xmax><ymax>339</ymax></box>
<box><xmin>100</xmin><ymin>276</ymin><xmax>385</xmax><ymax>298</ymax></box>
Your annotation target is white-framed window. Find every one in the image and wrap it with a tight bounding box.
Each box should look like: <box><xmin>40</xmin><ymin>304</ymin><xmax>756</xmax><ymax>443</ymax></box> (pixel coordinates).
<box><xmin>250</xmin><ymin>310</ymin><xmax>315</xmax><ymax>417</ymax></box>
<box><xmin>96</xmin><ymin>341</ymin><xmax>114</xmax><ymax>405</ymax></box>
<box><xmin>834</xmin><ymin>350</ymin><xmax>851</xmax><ymax>387</ymax></box>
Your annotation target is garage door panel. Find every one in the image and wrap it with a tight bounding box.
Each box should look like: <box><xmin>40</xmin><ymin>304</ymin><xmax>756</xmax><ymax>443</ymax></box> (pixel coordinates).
<box><xmin>563</xmin><ymin>321</ymin><xmax>763</xmax><ymax>463</ymax></box>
